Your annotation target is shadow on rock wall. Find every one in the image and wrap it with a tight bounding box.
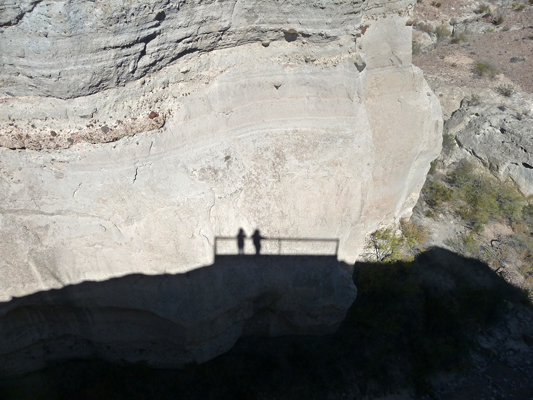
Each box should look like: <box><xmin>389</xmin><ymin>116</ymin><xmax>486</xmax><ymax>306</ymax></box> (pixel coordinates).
<box><xmin>0</xmin><ymin>252</ymin><xmax>355</xmax><ymax>378</ymax></box>
<box><xmin>0</xmin><ymin>248</ymin><xmax>530</xmax><ymax>400</ymax></box>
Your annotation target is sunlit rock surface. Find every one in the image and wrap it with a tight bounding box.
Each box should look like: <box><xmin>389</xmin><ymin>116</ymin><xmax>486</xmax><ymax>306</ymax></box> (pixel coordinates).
<box><xmin>0</xmin><ymin>0</ymin><xmax>441</xmax><ymax>373</ymax></box>
<box><xmin>445</xmin><ymin>97</ymin><xmax>533</xmax><ymax>195</ymax></box>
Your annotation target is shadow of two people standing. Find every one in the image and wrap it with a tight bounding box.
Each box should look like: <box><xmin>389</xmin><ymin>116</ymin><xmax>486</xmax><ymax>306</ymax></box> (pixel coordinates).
<box><xmin>237</xmin><ymin>228</ymin><xmax>263</xmax><ymax>255</ymax></box>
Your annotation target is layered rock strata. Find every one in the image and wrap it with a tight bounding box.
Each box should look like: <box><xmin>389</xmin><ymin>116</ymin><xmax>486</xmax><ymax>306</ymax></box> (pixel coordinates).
<box><xmin>0</xmin><ymin>0</ymin><xmax>441</xmax><ymax>373</ymax></box>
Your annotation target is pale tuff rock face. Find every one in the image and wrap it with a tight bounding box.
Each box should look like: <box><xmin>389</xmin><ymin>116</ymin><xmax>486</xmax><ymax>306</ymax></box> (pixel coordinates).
<box><xmin>0</xmin><ymin>0</ymin><xmax>366</xmax><ymax>99</ymax></box>
<box><xmin>0</xmin><ymin>0</ymin><xmax>441</xmax><ymax>372</ymax></box>
<box><xmin>0</xmin><ymin>0</ymin><xmax>442</xmax><ymax>290</ymax></box>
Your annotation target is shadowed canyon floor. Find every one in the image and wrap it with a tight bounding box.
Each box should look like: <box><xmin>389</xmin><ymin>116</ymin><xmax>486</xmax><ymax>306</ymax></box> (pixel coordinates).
<box><xmin>0</xmin><ymin>248</ymin><xmax>531</xmax><ymax>400</ymax></box>
<box><xmin>0</xmin><ymin>253</ymin><xmax>355</xmax><ymax>376</ymax></box>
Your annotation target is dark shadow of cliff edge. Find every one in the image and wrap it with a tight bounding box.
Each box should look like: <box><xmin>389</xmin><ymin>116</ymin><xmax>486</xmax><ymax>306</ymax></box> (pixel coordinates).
<box><xmin>0</xmin><ymin>247</ymin><xmax>531</xmax><ymax>400</ymax></box>
<box><xmin>0</xmin><ymin>244</ymin><xmax>355</xmax><ymax>380</ymax></box>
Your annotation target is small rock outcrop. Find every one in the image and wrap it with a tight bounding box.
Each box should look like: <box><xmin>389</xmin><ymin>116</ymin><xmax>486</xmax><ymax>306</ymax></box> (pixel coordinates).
<box><xmin>446</xmin><ymin>95</ymin><xmax>533</xmax><ymax>195</ymax></box>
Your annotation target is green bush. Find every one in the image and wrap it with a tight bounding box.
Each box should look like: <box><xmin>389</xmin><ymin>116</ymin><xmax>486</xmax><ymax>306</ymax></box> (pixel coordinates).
<box><xmin>455</xmin><ymin>178</ymin><xmax>499</xmax><ymax>231</ymax></box>
<box><xmin>416</xmin><ymin>22</ymin><xmax>434</xmax><ymax>35</ymax></box>
<box><xmin>435</xmin><ymin>25</ymin><xmax>452</xmax><ymax>41</ymax></box>
<box><xmin>364</xmin><ymin>227</ymin><xmax>404</xmax><ymax>262</ymax></box>
<box><xmin>401</xmin><ymin>218</ymin><xmax>429</xmax><ymax>252</ymax></box>
<box><xmin>442</xmin><ymin>133</ymin><xmax>456</xmax><ymax>154</ymax></box>
<box><xmin>447</xmin><ymin>163</ymin><xmax>525</xmax><ymax>231</ymax></box>
<box><xmin>412</xmin><ymin>40</ymin><xmax>422</xmax><ymax>55</ymax></box>
<box><xmin>473</xmin><ymin>61</ymin><xmax>500</xmax><ymax>78</ymax></box>
<box><xmin>497</xmin><ymin>182</ymin><xmax>524</xmax><ymax>221</ymax></box>
<box><xmin>451</xmin><ymin>32</ymin><xmax>468</xmax><ymax>44</ymax></box>
<box><xmin>424</xmin><ymin>181</ymin><xmax>453</xmax><ymax>209</ymax></box>
<box><xmin>364</xmin><ymin>219</ymin><xmax>429</xmax><ymax>263</ymax></box>
<box><xmin>494</xmin><ymin>14</ymin><xmax>505</xmax><ymax>25</ymax></box>
<box><xmin>496</xmin><ymin>84</ymin><xmax>515</xmax><ymax>97</ymax></box>
<box><xmin>475</xmin><ymin>3</ymin><xmax>491</xmax><ymax>14</ymax></box>
<box><xmin>423</xmin><ymin>162</ymin><xmax>526</xmax><ymax>232</ymax></box>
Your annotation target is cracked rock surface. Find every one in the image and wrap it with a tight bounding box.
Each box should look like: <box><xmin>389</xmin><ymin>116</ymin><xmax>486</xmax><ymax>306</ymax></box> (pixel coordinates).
<box><xmin>445</xmin><ymin>95</ymin><xmax>533</xmax><ymax>195</ymax></box>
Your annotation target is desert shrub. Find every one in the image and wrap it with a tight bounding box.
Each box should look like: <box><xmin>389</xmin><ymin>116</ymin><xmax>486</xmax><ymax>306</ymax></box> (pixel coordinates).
<box><xmin>455</xmin><ymin>177</ymin><xmax>499</xmax><ymax>232</ymax></box>
<box><xmin>448</xmin><ymin>165</ymin><xmax>494</xmax><ymax>230</ymax></box>
<box><xmin>475</xmin><ymin>3</ymin><xmax>491</xmax><ymax>14</ymax></box>
<box><xmin>451</xmin><ymin>32</ymin><xmax>468</xmax><ymax>44</ymax></box>
<box><xmin>400</xmin><ymin>219</ymin><xmax>429</xmax><ymax>252</ymax></box>
<box><xmin>472</xmin><ymin>61</ymin><xmax>500</xmax><ymax>78</ymax></box>
<box><xmin>442</xmin><ymin>133</ymin><xmax>456</xmax><ymax>154</ymax></box>
<box><xmin>412</xmin><ymin>40</ymin><xmax>422</xmax><ymax>55</ymax></box>
<box><xmin>497</xmin><ymin>183</ymin><xmax>525</xmax><ymax>222</ymax></box>
<box><xmin>424</xmin><ymin>181</ymin><xmax>453</xmax><ymax>209</ymax></box>
<box><xmin>494</xmin><ymin>14</ymin><xmax>505</xmax><ymax>25</ymax></box>
<box><xmin>521</xmin><ymin>202</ymin><xmax>533</xmax><ymax>224</ymax></box>
<box><xmin>447</xmin><ymin>163</ymin><xmax>525</xmax><ymax>231</ymax></box>
<box><xmin>496</xmin><ymin>84</ymin><xmax>515</xmax><ymax>97</ymax></box>
<box><xmin>469</xmin><ymin>93</ymin><xmax>481</xmax><ymax>105</ymax></box>
<box><xmin>446</xmin><ymin>231</ymin><xmax>492</xmax><ymax>261</ymax></box>
<box><xmin>428</xmin><ymin>159</ymin><xmax>438</xmax><ymax>176</ymax></box>
<box><xmin>421</xmin><ymin>163</ymin><xmax>526</xmax><ymax>232</ymax></box>
<box><xmin>431</xmin><ymin>1</ymin><xmax>442</xmax><ymax>7</ymax></box>
<box><xmin>416</xmin><ymin>22</ymin><xmax>434</xmax><ymax>34</ymax></box>
<box><xmin>364</xmin><ymin>227</ymin><xmax>404</xmax><ymax>262</ymax></box>
<box><xmin>364</xmin><ymin>220</ymin><xmax>429</xmax><ymax>263</ymax></box>
<box><xmin>435</xmin><ymin>25</ymin><xmax>452</xmax><ymax>41</ymax></box>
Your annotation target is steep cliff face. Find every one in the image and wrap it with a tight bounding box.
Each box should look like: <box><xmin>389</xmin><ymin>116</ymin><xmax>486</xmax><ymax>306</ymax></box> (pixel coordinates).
<box><xmin>1</xmin><ymin>0</ymin><xmax>366</xmax><ymax>98</ymax></box>
<box><xmin>0</xmin><ymin>0</ymin><xmax>441</xmax><ymax>373</ymax></box>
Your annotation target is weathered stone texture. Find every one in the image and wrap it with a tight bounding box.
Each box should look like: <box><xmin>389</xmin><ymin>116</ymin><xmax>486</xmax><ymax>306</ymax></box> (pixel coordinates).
<box><xmin>446</xmin><ymin>96</ymin><xmax>533</xmax><ymax>195</ymax></box>
<box><xmin>0</xmin><ymin>0</ymin><xmax>441</xmax><ymax>373</ymax></box>
<box><xmin>0</xmin><ymin>0</ymin><xmax>367</xmax><ymax>99</ymax></box>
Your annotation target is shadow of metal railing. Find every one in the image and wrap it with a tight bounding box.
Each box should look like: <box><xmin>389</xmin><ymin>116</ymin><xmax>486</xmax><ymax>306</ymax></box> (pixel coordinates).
<box><xmin>214</xmin><ymin>236</ymin><xmax>339</xmax><ymax>258</ymax></box>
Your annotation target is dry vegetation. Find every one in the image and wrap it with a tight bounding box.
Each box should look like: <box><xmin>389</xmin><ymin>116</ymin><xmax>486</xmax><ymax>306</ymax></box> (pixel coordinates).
<box><xmin>418</xmin><ymin>158</ymin><xmax>533</xmax><ymax>300</ymax></box>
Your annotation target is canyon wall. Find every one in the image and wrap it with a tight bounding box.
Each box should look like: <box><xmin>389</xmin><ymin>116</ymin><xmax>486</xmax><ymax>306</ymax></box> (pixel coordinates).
<box><xmin>0</xmin><ymin>0</ymin><xmax>441</xmax><ymax>372</ymax></box>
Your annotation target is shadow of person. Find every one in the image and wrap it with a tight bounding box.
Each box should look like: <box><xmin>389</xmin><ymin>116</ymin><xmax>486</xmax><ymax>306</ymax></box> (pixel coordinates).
<box><xmin>252</xmin><ymin>229</ymin><xmax>263</xmax><ymax>255</ymax></box>
<box><xmin>237</xmin><ymin>228</ymin><xmax>246</xmax><ymax>255</ymax></box>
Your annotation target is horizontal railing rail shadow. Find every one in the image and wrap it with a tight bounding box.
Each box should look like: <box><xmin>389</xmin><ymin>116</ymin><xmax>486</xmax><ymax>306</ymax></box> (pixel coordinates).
<box><xmin>214</xmin><ymin>236</ymin><xmax>339</xmax><ymax>257</ymax></box>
